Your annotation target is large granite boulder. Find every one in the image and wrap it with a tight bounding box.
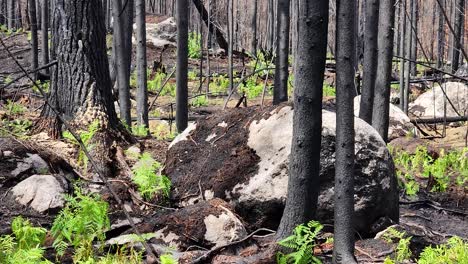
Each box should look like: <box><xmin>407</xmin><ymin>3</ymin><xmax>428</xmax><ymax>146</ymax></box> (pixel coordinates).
<box><xmin>165</xmin><ymin>106</ymin><xmax>399</xmax><ymax>235</ymax></box>
<box><xmin>133</xmin><ymin>17</ymin><xmax>177</xmax><ymax>48</ymax></box>
<box><xmin>354</xmin><ymin>95</ymin><xmax>416</xmax><ymax>140</ymax></box>
<box><xmin>409</xmin><ymin>82</ymin><xmax>468</xmax><ymax>118</ymax></box>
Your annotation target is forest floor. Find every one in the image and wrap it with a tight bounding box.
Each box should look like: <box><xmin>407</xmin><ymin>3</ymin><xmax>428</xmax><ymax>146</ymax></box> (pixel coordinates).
<box><xmin>0</xmin><ymin>30</ymin><xmax>467</xmax><ymax>263</ymax></box>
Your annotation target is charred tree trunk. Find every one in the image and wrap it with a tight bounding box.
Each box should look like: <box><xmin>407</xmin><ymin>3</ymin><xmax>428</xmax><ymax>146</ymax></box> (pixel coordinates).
<box><xmin>7</xmin><ymin>0</ymin><xmax>14</xmax><ymax>29</ymax></box>
<box><xmin>273</xmin><ymin>0</ymin><xmax>290</xmax><ymax>105</ymax></box>
<box><xmin>410</xmin><ymin>0</ymin><xmax>418</xmax><ymax>76</ymax></box>
<box><xmin>176</xmin><ymin>0</ymin><xmax>189</xmax><ymax>132</ymax></box>
<box><xmin>437</xmin><ymin>0</ymin><xmax>445</xmax><ymax>69</ymax></box>
<box><xmin>191</xmin><ymin>0</ymin><xmax>229</xmax><ymax>52</ymax></box>
<box><xmin>372</xmin><ymin>0</ymin><xmax>396</xmax><ymax>142</ymax></box>
<box><xmin>41</xmin><ymin>0</ymin><xmax>50</xmax><ymax>75</ymax></box>
<box><xmin>251</xmin><ymin>0</ymin><xmax>258</xmax><ymax>56</ymax></box>
<box><xmin>28</xmin><ymin>0</ymin><xmax>38</xmax><ymax>79</ymax></box>
<box><xmin>228</xmin><ymin>0</ymin><xmax>234</xmax><ymax>92</ymax></box>
<box><xmin>403</xmin><ymin>0</ymin><xmax>412</xmax><ymax>114</ymax></box>
<box><xmin>451</xmin><ymin>0</ymin><xmax>464</xmax><ymax>72</ymax></box>
<box><xmin>276</xmin><ymin>0</ymin><xmax>328</xmax><ymax>240</ymax></box>
<box><xmin>135</xmin><ymin>0</ymin><xmax>148</xmax><ymax>130</ymax></box>
<box><xmin>334</xmin><ymin>0</ymin><xmax>357</xmax><ymax>262</ymax></box>
<box><xmin>112</xmin><ymin>0</ymin><xmax>132</xmax><ymax>127</ymax></box>
<box><xmin>359</xmin><ymin>0</ymin><xmax>379</xmax><ymax>124</ymax></box>
<box><xmin>37</xmin><ymin>0</ymin><xmax>121</xmax><ymax>154</ymax></box>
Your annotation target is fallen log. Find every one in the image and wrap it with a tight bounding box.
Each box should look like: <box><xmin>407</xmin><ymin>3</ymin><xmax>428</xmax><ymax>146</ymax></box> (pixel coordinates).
<box><xmin>410</xmin><ymin>116</ymin><xmax>468</xmax><ymax>124</ymax></box>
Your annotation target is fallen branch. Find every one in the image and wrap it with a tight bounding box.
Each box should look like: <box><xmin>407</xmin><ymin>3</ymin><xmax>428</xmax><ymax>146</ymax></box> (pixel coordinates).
<box><xmin>410</xmin><ymin>116</ymin><xmax>467</xmax><ymax>124</ymax></box>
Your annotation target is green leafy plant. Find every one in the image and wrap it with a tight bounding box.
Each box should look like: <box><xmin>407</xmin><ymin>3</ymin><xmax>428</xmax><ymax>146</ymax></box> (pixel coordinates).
<box><xmin>418</xmin><ymin>236</ymin><xmax>468</xmax><ymax>264</ymax></box>
<box><xmin>0</xmin><ymin>217</ymin><xmax>50</xmax><ymax>264</ymax></box>
<box><xmin>132</xmin><ymin>152</ymin><xmax>172</xmax><ymax>200</ymax></box>
<box><xmin>209</xmin><ymin>73</ymin><xmax>230</xmax><ymax>94</ymax></box>
<box><xmin>51</xmin><ymin>188</ymin><xmax>110</xmax><ymax>262</ymax></box>
<box><xmin>5</xmin><ymin>100</ymin><xmax>25</xmax><ymax>115</ymax></box>
<box><xmin>95</xmin><ymin>246</ymin><xmax>143</xmax><ymax>264</ymax></box>
<box><xmin>62</xmin><ymin>120</ymin><xmax>100</xmax><ymax>170</ymax></box>
<box><xmin>239</xmin><ymin>76</ymin><xmax>265</xmax><ymax>99</ymax></box>
<box><xmin>382</xmin><ymin>227</ymin><xmax>412</xmax><ymax>263</ymax></box>
<box><xmin>188</xmin><ymin>32</ymin><xmax>202</xmax><ymax>59</ymax></box>
<box><xmin>0</xmin><ymin>119</ymin><xmax>32</xmax><ymax>138</ymax></box>
<box><xmin>132</xmin><ymin>125</ymin><xmax>149</xmax><ymax>137</ymax></box>
<box><xmin>323</xmin><ymin>84</ymin><xmax>336</xmax><ymax>97</ymax></box>
<box><xmin>277</xmin><ymin>221</ymin><xmax>323</xmax><ymax>264</ymax></box>
<box><xmin>160</xmin><ymin>253</ymin><xmax>178</xmax><ymax>264</ymax></box>
<box><xmin>191</xmin><ymin>95</ymin><xmax>209</xmax><ymax>107</ymax></box>
<box><xmin>152</xmin><ymin>123</ymin><xmax>177</xmax><ymax>140</ymax></box>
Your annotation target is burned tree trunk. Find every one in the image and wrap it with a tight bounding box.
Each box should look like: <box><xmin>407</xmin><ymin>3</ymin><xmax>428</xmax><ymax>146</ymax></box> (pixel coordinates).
<box><xmin>359</xmin><ymin>0</ymin><xmax>379</xmax><ymax>124</ymax></box>
<box><xmin>334</xmin><ymin>0</ymin><xmax>357</xmax><ymax>262</ymax></box>
<box><xmin>37</xmin><ymin>0</ymin><xmax>120</xmax><ymax>143</ymax></box>
<box><xmin>135</xmin><ymin>0</ymin><xmax>149</xmax><ymax>130</ymax></box>
<box><xmin>41</xmin><ymin>0</ymin><xmax>50</xmax><ymax>75</ymax></box>
<box><xmin>28</xmin><ymin>0</ymin><xmax>38</xmax><ymax>78</ymax></box>
<box><xmin>372</xmin><ymin>0</ymin><xmax>396</xmax><ymax>143</ymax></box>
<box><xmin>273</xmin><ymin>0</ymin><xmax>290</xmax><ymax>105</ymax></box>
<box><xmin>451</xmin><ymin>0</ymin><xmax>465</xmax><ymax>72</ymax></box>
<box><xmin>176</xmin><ymin>0</ymin><xmax>189</xmax><ymax>132</ymax></box>
<box><xmin>191</xmin><ymin>0</ymin><xmax>229</xmax><ymax>52</ymax></box>
<box><xmin>276</xmin><ymin>0</ymin><xmax>329</xmax><ymax>240</ymax></box>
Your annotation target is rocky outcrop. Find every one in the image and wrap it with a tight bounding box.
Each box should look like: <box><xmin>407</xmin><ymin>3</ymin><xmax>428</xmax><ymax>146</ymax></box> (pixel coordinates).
<box><xmin>409</xmin><ymin>82</ymin><xmax>468</xmax><ymax>118</ymax></box>
<box><xmin>165</xmin><ymin>106</ymin><xmax>399</xmax><ymax>235</ymax></box>
<box><xmin>134</xmin><ymin>17</ymin><xmax>177</xmax><ymax>48</ymax></box>
<box><xmin>354</xmin><ymin>95</ymin><xmax>416</xmax><ymax>140</ymax></box>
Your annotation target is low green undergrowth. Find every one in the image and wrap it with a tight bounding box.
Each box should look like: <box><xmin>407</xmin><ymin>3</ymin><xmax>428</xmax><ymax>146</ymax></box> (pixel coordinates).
<box><xmin>391</xmin><ymin>146</ymin><xmax>468</xmax><ymax>195</ymax></box>
<box><xmin>277</xmin><ymin>221</ymin><xmax>323</xmax><ymax>264</ymax></box>
<box><xmin>62</xmin><ymin>120</ymin><xmax>100</xmax><ymax>171</ymax></box>
<box><xmin>132</xmin><ymin>152</ymin><xmax>171</xmax><ymax>200</ymax></box>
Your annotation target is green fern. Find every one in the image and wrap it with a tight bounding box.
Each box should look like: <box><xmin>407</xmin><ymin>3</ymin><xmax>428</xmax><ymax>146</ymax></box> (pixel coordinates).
<box><xmin>160</xmin><ymin>253</ymin><xmax>178</xmax><ymax>264</ymax></box>
<box><xmin>277</xmin><ymin>221</ymin><xmax>323</xmax><ymax>264</ymax></box>
<box><xmin>62</xmin><ymin>120</ymin><xmax>100</xmax><ymax>170</ymax></box>
<box><xmin>51</xmin><ymin>187</ymin><xmax>110</xmax><ymax>262</ymax></box>
<box><xmin>132</xmin><ymin>152</ymin><xmax>172</xmax><ymax>200</ymax></box>
<box><xmin>11</xmin><ymin>217</ymin><xmax>47</xmax><ymax>250</ymax></box>
<box><xmin>418</xmin><ymin>236</ymin><xmax>468</xmax><ymax>264</ymax></box>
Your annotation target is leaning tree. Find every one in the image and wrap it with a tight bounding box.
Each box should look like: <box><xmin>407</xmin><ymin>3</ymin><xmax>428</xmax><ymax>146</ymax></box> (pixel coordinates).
<box><xmin>36</xmin><ymin>0</ymin><xmax>127</xmax><ymax>175</ymax></box>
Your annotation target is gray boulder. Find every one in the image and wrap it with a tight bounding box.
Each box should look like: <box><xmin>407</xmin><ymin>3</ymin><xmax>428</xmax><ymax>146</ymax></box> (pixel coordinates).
<box><xmin>11</xmin><ymin>174</ymin><xmax>68</xmax><ymax>213</ymax></box>
<box><xmin>354</xmin><ymin>95</ymin><xmax>416</xmax><ymax>140</ymax></box>
<box><xmin>409</xmin><ymin>82</ymin><xmax>468</xmax><ymax>118</ymax></box>
<box><xmin>133</xmin><ymin>17</ymin><xmax>177</xmax><ymax>48</ymax></box>
<box><xmin>165</xmin><ymin>106</ymin><xmax>399</xmax><ymax>235</ymax></box>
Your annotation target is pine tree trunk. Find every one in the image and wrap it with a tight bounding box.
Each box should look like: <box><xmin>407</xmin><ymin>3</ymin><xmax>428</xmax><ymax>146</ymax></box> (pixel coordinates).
<box><xmin>372</xmin><ymin>0</ymin><xmax>397</xmax><ymax>143</ymax></box>
<box><xmin>176</xmin><ymin>0</ymin><xmax>189</xmax><ymax>132</ymax></box>
<box><xmin>437</xmin><ymin>0</ymin><xmax>445</xmax><ymax>69</ymax></box>
<box><xmin>451</xmin><ymin>0</ymin><xmax>464</xmax><ymax>72</ymax></box>
<box><xmin>334</xmin><ymin>0</ymin><xmax>357</xmax><ymax>262</ymax></box>
<box><xmin>403</xmin><ymin>0</ymin><xmax>412</xmax><ymax>114</ymax></box>
<box><xmin>7</xmin><ymin>0</ymin><xmax>14</xmax><ymax>29</ymax></box>
<box><xmin>37</xmin><ymin>0</ymin><xmax>119</xmax><ymax>137</ymax></box>
<box><xmin>28</xmin><ymin>0</ymin><xmax>38</xmax><ymax>79</ymax></box>
<box><xmin>191</xmin><ymin>0</ymin><xmax>229</xmax><ymax>52</ymax></box>
<box><xmin>276</xmin><ymin>0</ymin><xmax>328</xmax><ymax>240</ymax></box>
<box><xmin>410</xmin><ymin>0</ymin><xmax>418</xmax><ymax>76</ymax></box>
<box><xmin>273</xmin><ymin>0</ymin><xmax>289</xmax><ymax>105</ymax></box>
<box><xmin>112</xmin><ymin>0</ymin><xmax>132</xmax><ymax>127</ymax></box>
<box><xmin>135</xmin><ymin>0</ymin><xmax>148</xmax><ymax>130</ymax></box>
<box><xmin>228</xmin><ymin>0</ymin><xmax>234</xmax><ymax>92</ymax></box>
<box><xmin>41</xmin><ymin>0</ymin><xmax>49</xmax><ymax>75</ymax></box>
<box><xmin>251</xmin><ymin>0</ymin><xmax>258</xmax><ymax>56</ymax></box>
<box><xmin>359</xmin><ymin>0</ymin><xmax>379</xmax><ymax>124</ymax></box>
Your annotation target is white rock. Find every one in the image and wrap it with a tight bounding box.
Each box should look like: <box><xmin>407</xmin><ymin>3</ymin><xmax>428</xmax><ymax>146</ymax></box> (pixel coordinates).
<box><xmin>11</xmin><ymin>175</ymin><xmax>65</xmax><ymax>212</ymax></box>
<box><xmin>203</xmin><ymin>205</ymin><xmax>247</xmax><ymax>247</ymax></box>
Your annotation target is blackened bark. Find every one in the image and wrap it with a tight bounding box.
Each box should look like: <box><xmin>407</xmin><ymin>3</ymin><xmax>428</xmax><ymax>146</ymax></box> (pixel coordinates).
<box><xmin>276</xmin><ymin>0</ymin><xmax>328</xmax><ymax>240</ymax></box>
<box><xmin>251</xmin><ymin>0</ymin><xmax>258</xmax><ymax>56</ymax></box>
<box><xmin>41</xmin><ymin>0</ymin><xmax>50</xmax><ymax>75</ymax></box>
<box><xmin>191</xmin><ymin>0</ymin><xmax>229</xmax><ymax>52</ymax></box>
<box><xmin>437</xmin><ymin>0</ymin><xmax>445</xmax><ymax>68</ymax></box>
<box><xmin>372</xmin><ymin>0</ymin><xmax>396</xmax><ymax>142</ymax></box>
<box><xmin>37</xmin><ymin>0</ymin><xmax>119</xmax><ymax>137</ymax></box>
<box><xmin>7</xmin><ymin>0</ymin><xmax>14</xmax><ymax>29</ymax></box>
<box><xmin>359</xmin><ymin>0</ymin><xmax>379</xmax><ymax>124</ymax></box>
<box><xmin>135</xmin><ymin>0</ymin><xmax>148</xmax><ymax>129</ymax></box>
<box><xmin>273</xmin><ymin>0</ymin><xmax>290</xmax><ymax>105</ymax></box>
<box><xmin>113</xmin><ymin>0</ymin><xmax>132</xmax><ymax>127</ymax></box>
<box><xmin>403</xmin><ymin>0</ymin><xmax>412</xmax><ymax>114</ymax></box>
<box><xmin>28</xmin><ymin>0</ymin><xmax>38</xmax><ymax>79</ymax></box>
<box><xmin>410</xmin><ymin>0</ymin><xmax>418</xmax><ymax>76</ymax></box>
<box><xmin>451</xmin><ymin>0</ymin><xmax>464</xmax><ymax>72</ymax></box>
<box><xmin>176</xmin><ymin>0</ymin><xmax>188</xmax><ymax>132</ymax></box>
<box><xmin>334</xmin><ymin>0</ymin><xmax>357</xmax><ymax>262</ymax></box>
<box><xmin>399</xmin><ymin>0</ymin><xmax>406</xmax><ymax>110</ymax></box>
<box><xmin>228</xmin><ymin>0</ymin><xmax>233</xmax><ymax>92</ymax></box>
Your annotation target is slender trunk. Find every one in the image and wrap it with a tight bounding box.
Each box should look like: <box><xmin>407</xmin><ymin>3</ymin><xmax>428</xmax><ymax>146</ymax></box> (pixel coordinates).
<box><xmin>176</xmin><ymin>0</ymin><xmax>189</xmax><ymax>132</ymax></box>
<box><xmin>273</xmin><ymin>0</ymin><xmax>290</xmax><ymax>105</ymax></box>
<box><xmin>372</xmin><ymin>0</ymin><xmax>397</xmax><ymax>143</ymax></box>
<box><xmin>191</xmin><ymin>0</ymin><xmax>229</xmax><ymax>52</ymax></box>
<box><xmin>135</xmin><ymin>0</ymin><xmax>148</xmax><ymax>130</ymax></box>
<box><xmin>112</xmin><ymin>0</ymin><xmax>132</xmax><ymax>126</ymax></box>
<box><xmin>403</xmin><ymin>0</ymin><xmax>412</xmax><ymax>114</ymax></box>
<box><xmin>410</xmin><ymin>0</ymin><xmax>418</xmax><ymax>76</ymax></box>
<box><xmin>334</xmin><ymin>0</ymin><xmax>357</xmax><ymax>262</ymax></box>
<box><xmin>451</xmin><ymin>0</ymin><xmax>464</xmax><ymax>72</ymax></box>
<box><xmin>359</xmin><ymin>0</ymin><xmax>379</xmax><ymax>124</ymax></box>
<box><xmin>28</xmin><ymin>0</ymin><xmax>38</xmax><ymax>79</ymax></box>
<box><xmin>228</xmin><ymin>0</ymin><xmax>233</xmax><ymax>92</ymax></box>
<box><xmin>437</xmin><ymin>0</ymin><xmax>445</xmax><ymax>69</ymax></box>
<box><xmin>276</xmin><ymin>0</ymin><xmax>328</xmax><ymax>240</ymax></box>
<box><xmin>41</xmin><ymin>0</ymin><xmax>49</xmax><ymax>75</ymax></box>
<box><xmin>399</xmin><ymin>1</ymin><xmax>406</xmax><ymax>110</ymax></box>
<box><xmin>7</xmin><ymin>0</ymin><xmax>14</xmax><ymax>29</ymax></box>
<box><xmin>251</xmin><ymin>0</ymin><xmax>258</xmax><ymax>56</ymax></box>
<box><xmin>206</xmin><ymin>0</ymin><xmax>211</xmax><ymax>95</ymax></box>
